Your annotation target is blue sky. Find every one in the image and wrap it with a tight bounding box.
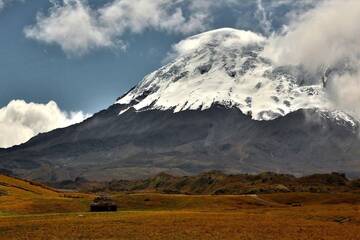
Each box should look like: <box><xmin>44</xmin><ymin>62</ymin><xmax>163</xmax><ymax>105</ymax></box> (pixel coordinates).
<box><xmin>0</xmin><ymin>0</ymin><xmax>314</xmax><ymax>113</ymax></box>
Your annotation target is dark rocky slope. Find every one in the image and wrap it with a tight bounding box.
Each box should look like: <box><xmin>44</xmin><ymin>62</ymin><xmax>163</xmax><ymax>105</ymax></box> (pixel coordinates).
<box><xmin>0</xmin><ymin>103</ymin><xmax>359</xmax><ymax>182</ymax></box>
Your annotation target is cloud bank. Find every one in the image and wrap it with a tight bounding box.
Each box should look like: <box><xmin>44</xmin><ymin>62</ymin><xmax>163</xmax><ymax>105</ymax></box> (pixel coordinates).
<box><xmin>264</xmin><ymin>0</ymin><xmax>360</xmax><ymax>72</ymax></box>
<box><xmin>263</xmin><ymin>0</ymin><xmax>360</xmax><ymax>118</ymax></box>
<box><xmin>0</xmin><ymin>100</ymin><xmax>89</xmax><ymax>148</ymax></box>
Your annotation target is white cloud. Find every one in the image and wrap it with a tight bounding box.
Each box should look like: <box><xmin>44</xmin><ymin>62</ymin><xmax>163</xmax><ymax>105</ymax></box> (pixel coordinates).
<box><xmin>263</xmin><ymin>0</ymin><xmax>360</xmax><ymax>118</ymax></box>
<box><xmin>264</xmin><ymin>0</ymin><xmax>360</xmax><ymax>72</ymax></box>
<box><xmin>0</xmin><ymin>100</ymin><xmax>90</xmax><ymax>148</ymax></box>
<box><xmin>327</xmin><ymin>71</ymin><xmax>360</xmax><ymax>118</ymax></box>
<box><xmin>24</xmin><ymin>0</ymin><xmax>114</xmax><ymax>56</ymax></box>
<box><xmin>24</xmin><ymin>0</ymin><xmax>223</xmax><ymax>55</ymax></box>
<box><xmin>98</xmin><ymin>0</ymin><xmax>207</xmax><ymax>34</ymax></box>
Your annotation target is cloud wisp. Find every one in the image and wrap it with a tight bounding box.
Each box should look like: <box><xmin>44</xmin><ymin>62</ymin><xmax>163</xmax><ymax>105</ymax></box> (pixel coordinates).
<box><xmin>0</xmin><ymin>100</ymin><xmax>90</xmax><ymax>148</ymax></box>
<box><xmin>255</xmin><ymin>0</ymin><xmax>271</xmax><ymax>35</ymax></box>
<box><xmin>0</xmin><ymin>0</ymin><xmax>18</xmax><ymax>11</ymax></box>
<box><xmin>0</xmin><ymin>0</ymin><xmax>26</xmax><ymax>12</ymax></box>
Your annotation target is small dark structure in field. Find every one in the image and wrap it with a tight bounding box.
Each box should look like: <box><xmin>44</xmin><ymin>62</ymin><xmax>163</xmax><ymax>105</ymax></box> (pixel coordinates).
<box><xmin>90</xmin><ymin>195</ymin><xmax>117</xmax><ymax>212</ymax></box>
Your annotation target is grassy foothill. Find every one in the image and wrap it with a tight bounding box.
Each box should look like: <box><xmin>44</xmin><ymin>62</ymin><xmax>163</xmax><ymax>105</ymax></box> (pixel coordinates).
<box><xmin>1</xmin><ymin>174</ymin><xmax>360</xmax><ymax>240</ymax></box>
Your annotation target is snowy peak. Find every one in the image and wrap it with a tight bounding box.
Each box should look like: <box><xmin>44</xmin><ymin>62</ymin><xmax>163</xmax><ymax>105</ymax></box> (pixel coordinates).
<box><xmin>116</xmin><ymin>28</ymin><xmax>353</xmax><ymax>123</ymax></box>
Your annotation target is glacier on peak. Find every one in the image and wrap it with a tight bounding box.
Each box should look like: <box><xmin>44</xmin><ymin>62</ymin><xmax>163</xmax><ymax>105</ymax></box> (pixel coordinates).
<box><xmin>116</xmin><ymin>28</ymin><xmax>356</xmax><ymax>125</ymax></box>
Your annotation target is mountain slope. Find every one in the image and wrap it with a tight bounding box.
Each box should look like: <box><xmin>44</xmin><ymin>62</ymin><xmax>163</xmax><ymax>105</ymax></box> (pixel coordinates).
<box><xmin>1</xmin><ymin>28</ymin><xmax>360</xmax><ymax>182</ymax></box>
<box><xmin>1</xmin><ymin>105</ymin><xmax>359</xmax><ymax>182</ymax></box>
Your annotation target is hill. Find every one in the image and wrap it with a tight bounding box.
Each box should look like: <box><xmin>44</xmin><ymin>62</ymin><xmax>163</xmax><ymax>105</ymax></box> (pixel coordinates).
<box><xmin>0</xmin><ymin>174</ymin><xmax>91</xmax><ymax>215</ymax></box>
<box><xmin>55</xmin><ymin>171</ymin><xmax>360</xmax><ymax>195</ymax></box>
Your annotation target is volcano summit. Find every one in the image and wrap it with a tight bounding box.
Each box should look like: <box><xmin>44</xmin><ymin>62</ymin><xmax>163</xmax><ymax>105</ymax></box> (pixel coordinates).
<box><xmin>1</xmin><ymin>28</ymin><xmax>360</xmax><ymax>182</ymax></box>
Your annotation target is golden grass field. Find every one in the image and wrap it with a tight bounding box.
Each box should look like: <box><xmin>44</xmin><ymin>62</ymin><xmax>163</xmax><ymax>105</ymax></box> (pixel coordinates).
<box><xmin>1</xmin><ymin>174</ymin><xmax>360</xmax><ymax>240</ymax></box>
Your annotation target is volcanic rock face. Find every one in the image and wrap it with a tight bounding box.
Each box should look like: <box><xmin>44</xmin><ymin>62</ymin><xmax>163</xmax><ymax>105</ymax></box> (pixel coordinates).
<box><xmin>1</xmin><ymin>28</ymin><xmax>360</xmax><ymax>182</ymax></box>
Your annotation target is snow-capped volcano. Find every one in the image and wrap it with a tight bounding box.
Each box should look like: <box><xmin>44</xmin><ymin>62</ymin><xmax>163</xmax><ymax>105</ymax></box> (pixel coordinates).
<box><xmin>117</xmin><ymin>28</ymin><xmax>337</xmax><ymax>121</ymax></box>
<box><xmin>2</xmin><ymin>28</ymin><xmax>360</xmax><ymax>182</ymax></box>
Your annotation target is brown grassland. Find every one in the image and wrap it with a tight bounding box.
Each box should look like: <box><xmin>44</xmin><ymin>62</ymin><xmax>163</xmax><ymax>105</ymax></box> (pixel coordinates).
<box><xmin>1</xmin><ymin>174</ymin><xmax>360</xmax><ymax>240</ymax></box>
